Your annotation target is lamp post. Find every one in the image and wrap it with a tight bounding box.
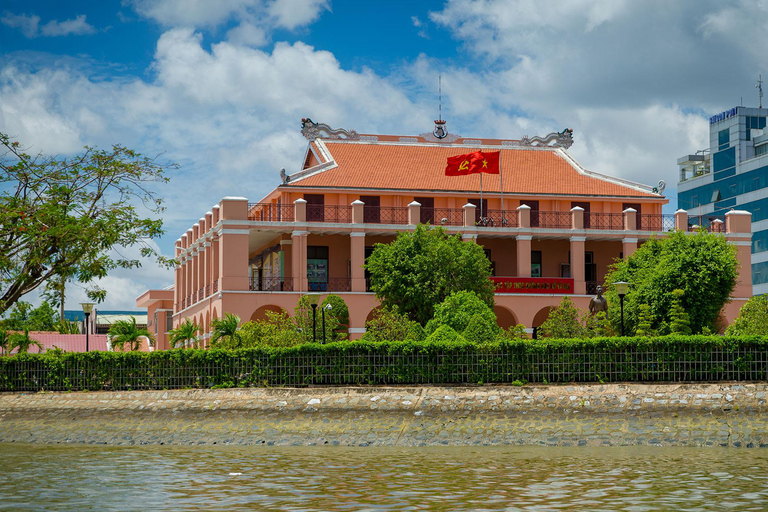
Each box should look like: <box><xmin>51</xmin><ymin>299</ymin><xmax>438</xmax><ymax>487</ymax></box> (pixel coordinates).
<box><xmin>80</xmin><ymin>302</ymin><xmax>95</xmax><ymax>351</ymax></box>
<box><xmin>306</xmin><ymin>293</ymin><xmax>321</xmax><ymax>343</ymax></box>
<box><xmin>614</xmin><ymin>282</ymin><xmax>629</xmax><ymax>336</ymax></box>
<box><xmin>322</xmin><ymin>303</ymin><xmax>333</xmax><ymax>344</ymax></box>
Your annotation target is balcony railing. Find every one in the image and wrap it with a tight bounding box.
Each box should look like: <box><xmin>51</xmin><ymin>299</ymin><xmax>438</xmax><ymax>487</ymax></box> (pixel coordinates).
<box><xmin>687</xmin><ymin>215</ymin><xmax>726</xmax><ymax>233</ymax></box>
<box><xmin>479</xmin><ymin>209</ymin><xmax>518</xmax><ymax>228</ymax></box>
<box><xmin>247</xmin><ymin>202</ymin><xmax>295</xmax><ymax>222</ymax></box>
<box><xmin>250</xmin><ymin>276</ymin><xmax>294</xmax><ymax>291</ymax></box>
<box><xmin>309</xmin><ymin>278</ymin><xmax>352</xmax><ymax>292</ymax></box>
<box><xmin>586</xmin><ymin>212</ymin><xmax>624</xmax><ymax>230</ymax></box>
<box><xmin>213</xmin><ymin>279</ymin><xmax>218</xmax><ymax>293</ymax></box>
<box><xmin>536</xmin><ymin>211</ymin><xmax>572</xmax><ymax>229</ymax></box>
<box><xmin>638</xmin><ymin>214</ymin><xmax>676</xmax><ymax>232</ymax></box>
<box><xmin>432</xmin><ymin>208</ymin><xmax>464</xmax><ymax>226</ymax></box>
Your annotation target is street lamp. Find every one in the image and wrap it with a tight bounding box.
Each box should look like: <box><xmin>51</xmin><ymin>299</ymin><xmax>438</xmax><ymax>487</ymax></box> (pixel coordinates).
<box><xmin>306</xmin><ymin>293</ymin><xmax>321</xmax><ymax>343</ymax></box>
<box><xmin>80</xmin><ymin>302</ymin><xmax>95</xmax><ymax>351</ymax></box>
<box><xmin>322</xmin><ymin>303</ymin><xmax>333</xmax><ymax>344</ymax></box>
<box><xmin>614</xmin><ymin>282</ymin><xmax>630</xmax><ymax>336</ymax></box>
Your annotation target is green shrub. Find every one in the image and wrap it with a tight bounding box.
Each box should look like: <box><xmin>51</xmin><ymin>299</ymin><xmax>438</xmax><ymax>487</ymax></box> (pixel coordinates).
<box><xmin>539</xmin><ymin>297</ymin><xmax>585</xmax><ymax>339</ymax></box>
<box><xmin>669</xmin><ymin>289</ymin><xmax>692</xmax><ymax>335</ymax></box>
<box><xmin>726</xmin><ymin>295</ymin><xmax>768</xmax><ymax>335</ymax></box>
<box><xmin>425</xmin><ymin>324</ymin><xmax>465</xmax><ymax>344</ymax></box>
<box><xmin>362</xmin><ymin>307</ymin><xmax>422</xmax><ymax>342</ymax></box>
<box><xmin>462</xmin><ymin>313</ymin><xmax>499</xmax><ymax>344</ymax></box>
<box><xmin>428</xmin><ymin>290</ymin><xmax>496</xmax><ymax>334</ymax></box>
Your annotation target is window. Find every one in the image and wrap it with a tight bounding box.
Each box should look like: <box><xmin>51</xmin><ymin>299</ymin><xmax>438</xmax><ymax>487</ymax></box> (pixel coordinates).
<box><xmin>484</xmin><ymin>248</ymin><xmax>496</xmax><ymax>275</ymax></box>
<box><xmin>360</xmin><ymin>195</ymin><xmax>380</xmax><ymax>223</ymax></box>
<box><xmin>719</xmin><ymin>128</ymin><xmax>730</xmax><ymax>151</ymax></box>
<box><xmin>585</xmin><ymin>251</ymin><xmax>596</xmax><ymax>283</ymax></box>
<box><xmin>756</xmin><ymin>144</ymin><xmax>768</xmax><ymax>157</ymax></box>
<box><xmin>746</xmin><ymin>116</ymin><xmax>767</xmax><ymax>141</ymax></box>
<box><xmin>531</xmin><ymin>250</ymin><xmax>542</xmax><ymax>277</ymax></box>
<box><xmin>414</xmin><ymin>197</ymin><xmax>434</xmax><ymax>224</ymax></box>
<box><xmin>713</xmin><ymin>148</ymin><xmax>735</xmax><ymax>173</ymax></box>
<box><xmin>305</xmin><ymin>194</ymin><xmax>324</xmax><ymax>222</ymax></box>
<box><xmin>166</xmin><ymin>313</ymin><xmax>173</xmax><ymax>334</ymax></box>
<box><xmin>307</xmin><ymin>246</ymin><xmax>329</xmax><ymax>291</ymax></box>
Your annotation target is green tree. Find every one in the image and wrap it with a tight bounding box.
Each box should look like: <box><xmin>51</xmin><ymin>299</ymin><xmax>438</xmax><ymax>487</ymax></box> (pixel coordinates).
<box><xmin>603</xmin><ymin>231</ymin><xmax>738</xmax><ymax>334</ymax></box>
<box><xmin>726</xmin><ymin>295</ymin><xmax>768</xmax><ymax>335</ymax></box>
<box><xmin>0</xmin><ymin>132</ymin><xmax>175</xmax><ymax>316</ymax></box>
<box><xmin>362</xmin><ymin>307</ymin><xmax>425</xmax><ymax>342</ymax></box>
<box><xmin>168</xmin><ymin>318</ymin><xmax>201</xmax><ymax>349</ymax></box>
<box><xmin>6</xmin><ymin>328</ymin><xmax>43</xmax><ymax>354</ymax></box>
<box><xmin>210</xmin><ymin>313</ymin><xmax>242</xmax><ymax>348</ymax></box>
<box><xmin>239</xmin><ymin>311</ymin><xmax>304</xmax><ymax>348</ymax></box>
<box><xmin>426</xmin><ymin>290</ymin><xmax>498</xmax><ymax>336</ymax></box>
<box><xmin>539</xmin><ymin>297</ymin><xmax>586</xmax><ymax>339</ymax></box>
<box><xmin>294</xmin><ymin>295</ymin><xmax>348</xmax><ymax>343</ymax></box>
<box><xmin>634</xmin><ymin>304</ymin><xmax>655</xmax><ymax>336</ymax></box>
<box><xmin>668</xmin><ymin>289</ymin><xmax>692</xmax><ymax>334</ymax></box>
<box><xmin>0</xmin><ymin>301</ymin><xmax>58</xmax><ymax>331</ymax></box>
<box><xmin>108</xmin><ymin>316</ymin><xmax>154</xmax><ymax>351</ymax></box>
<box><xmin>462</xmin><ymin>313</ymin><xmax>499</xmax><ymax>344</ymax></box>
<box><xmin>365</xmin><ymin>224</ymin><xmax>495</xmax><ymax>325</ymax></box>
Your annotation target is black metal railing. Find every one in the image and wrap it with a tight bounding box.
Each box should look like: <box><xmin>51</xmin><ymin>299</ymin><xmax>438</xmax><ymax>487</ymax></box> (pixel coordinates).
<box><xmin>377</xmin><ymin>206</ymin><xmax>409</xmax><ymax>225</ymax></box>
<box><xmin>586</xmin><ymin>212</ymin><xmax>624</xmax><ymax>230</ymax></box>
<box><xmin>322</xmin><ymin>205</ymin><xmax>352</xmax><ymax>223</ymax></box>
<box><xmin>687</xmin><ymin>215</ymin><xmax>727</xmax><ymax>233</ymax></box>
<box><xmin>537</xmin><ymin>211</ymin><xmax>572</xmax><ymax>229</ymax></box>
<box><xmin>247</xmin><ymin>202</ymin><xmax>295</xmax><ymax>222</ymax></box>
<box><xmin>639</xmin><ymin>214</ymin><xmax>676</xmax><ymax>232</ymax></box>
<box><xmin>478</xmin><ymin>209</ymin><xmax>518</xmax><ymax>228</ymax></box>
<box><xmin>250</xmin><ymin>276</ymin><xmax>294</xmax><ymax>292</ymax></box>
<box><xmin>308</xmin><ymin>278</ymin><xmax>352</xmax><ymax>292</ymax></box>
<box><xmin>432</xmin><ymin>208</ymin><xmax>464</xmax><ymax>226</ymax></box>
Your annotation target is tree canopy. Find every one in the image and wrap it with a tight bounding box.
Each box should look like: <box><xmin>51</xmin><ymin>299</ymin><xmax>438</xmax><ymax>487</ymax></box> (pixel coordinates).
<box><xmin>0</xmin><ymin>132</ymin><xmax>174</xmax><ymax>316</ymax></box>
<box><xmin>365</xmin><ymin>224</ymin><xmax>495</xmax><ymax>325</ymax></box>
<box><xmin>726</xmin><ymin>295</ymin><xmax>768</xmax><ymax>335</ymax></box>
<box><xmin>603</xmin><ymin>230</ymin><xmax>738</xmax><ymax>334</ymax></box>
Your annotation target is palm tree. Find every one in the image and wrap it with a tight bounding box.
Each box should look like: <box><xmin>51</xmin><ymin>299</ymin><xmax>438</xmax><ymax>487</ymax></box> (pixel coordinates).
<box><xmin>210</xmin><ymin>313</ymin><xmax>241</xmax><ymax>348</ymax></box>
<box><xmin>108</xmin><ymin>316</ymin><xmax>154</xmax><ymax>351</ymax></box>
<box><xmin>169</xmin><ymin>319</ymin><xmax>200</xmax><ymax>349</ymax></box>
<box><xmin>7</xmin><ymin>329</ymin><xmax>44</xmax><ymax>354</ymax></box>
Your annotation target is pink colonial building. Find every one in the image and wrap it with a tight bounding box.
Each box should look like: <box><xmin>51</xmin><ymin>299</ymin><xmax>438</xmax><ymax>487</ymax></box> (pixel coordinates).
<box><xmin>138</xmin><ymin>120</ymin><xmax>753</xmax><ymax>349</ymax></box>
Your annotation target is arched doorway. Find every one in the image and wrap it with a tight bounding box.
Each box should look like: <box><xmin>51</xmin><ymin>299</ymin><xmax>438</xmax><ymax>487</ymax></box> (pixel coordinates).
<box><xmin>493</xmin><ymin>306</ymin><xmax>518</xmax><ymax>330</ymax></box>
<box><xmin>532</xmin><ymin>306</ymin><xmax>555</xmax><ymax>339</ymax></box>
<box><xmin>250</xmin><ymin>305</ymin><xmax>288</xmax><ymax>322</ymax></box>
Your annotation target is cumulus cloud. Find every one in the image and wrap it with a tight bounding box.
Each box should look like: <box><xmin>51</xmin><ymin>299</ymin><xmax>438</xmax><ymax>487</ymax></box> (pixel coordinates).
<box><xmin>127</xmin><ymin>0</ymin><xmax>329</xmax><ymax>45</ymax></box>
<box><xmin>1</xmin><ymin>12</ymin><xmax>96</xmax><ymax>38</ymax></box>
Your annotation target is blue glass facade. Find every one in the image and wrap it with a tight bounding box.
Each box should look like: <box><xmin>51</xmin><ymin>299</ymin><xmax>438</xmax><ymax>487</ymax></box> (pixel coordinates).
<box><xmin>679</xmin><ymin>163</ymin><xmax>768</xmax><ymax>210</ymax></box>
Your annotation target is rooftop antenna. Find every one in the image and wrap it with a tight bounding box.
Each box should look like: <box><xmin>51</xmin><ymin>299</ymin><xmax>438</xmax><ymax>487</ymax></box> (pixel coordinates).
<box><xmin>433</xmin><ymin>75</ymin><xmax>447</xmax><ymax>139</ymax></box>
<box><xmin>757</xmin><ymin>74</ymin><xmax>764</xmax><ymax>109</ymax></box>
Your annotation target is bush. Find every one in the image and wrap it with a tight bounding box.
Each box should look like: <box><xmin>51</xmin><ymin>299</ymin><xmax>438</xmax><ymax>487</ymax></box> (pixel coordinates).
<box><xmin>726</xmin><ymin>295</ymin><xmax>768</xmax><ymax>335</ymax></box>
<box><xmin>3</xmin><ymin>335</ymin><xmax>768</xmax><ymax>391</ymax></box>
<box><xmin>498</xmin><ymin>324</ymin><xmax>529</xmax><ymax>341</ymax></box>
<box><xmin>539</xmin><ymin>297</ymin><xmax>585</xmax><ymax>339</ymax></box>
<box><xmin>462</xmin><ymin>313</ymin><xmax>499</xmax><ymax>344</ymax></box>
<box><xmin>239</xmin><ymin>311</ymin><xmax>303</xmax><ymax>348</ymax></box>
<box><xmin>425</xmin><ymin>324</ymin><xmax>465</xmax><ymax>344</ymax></box>
<box><xmin>294</xmin><ymin>294</ymin><xmax>348</xmax><ymax>343</ymax></box>
<box><xmin>428</xmin><ymin>290</ymin><xmax>497</xmax><ymax>334</ymax></box>
<box><xmin>362</xmin><ymin>307</ymin><xmax>424</xmax><ymax>342</ymax></box>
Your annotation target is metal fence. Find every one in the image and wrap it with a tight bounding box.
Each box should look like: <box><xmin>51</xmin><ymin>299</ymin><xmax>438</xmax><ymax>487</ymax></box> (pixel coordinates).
<box><xmin>479</xmin><ymin>209</ymin><xmax>518</xmax><ymax>228</ymax></box>
<box><xmin>432</xmin><ymin>208</ymin><xmax>464</xmax><ymax>226</ymax></box>
<box><xmin>537</xmin><ymin>211</ymin><xmax>572</xmax><ymax>229</ymax></box>
<box><xmin>587</xmin><ymin>212</ymin><xmax>624</xmax><ymax>230</ymax></box>
<box><xmin>250</xmin><ymin>276</ymin><xmax>294</xmax><ymax>291</ymax></box>
<box><xmin>247</xmin><ymin>203</ymin><xmax>295</xmax><ymax>222</ymax></box>
<box><xmin>2</xmin><ymin>343</ymin><xmax>767</xmax><ymax>391</ymax></box>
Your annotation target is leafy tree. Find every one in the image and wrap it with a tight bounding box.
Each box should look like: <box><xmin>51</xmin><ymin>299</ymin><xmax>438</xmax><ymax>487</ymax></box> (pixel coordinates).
<box><xmin>539</xmin><ymin>297</ymin><xmax>586</xmax><ymax>339</ymax></box>
<box><xmin>634</xmin><ymin>304</ymin><xmax>655</xmax><ymax>337</ymax></box>
<box><xmin>425</xmin><ymin>324</ymin><xmax>465</xmax><ymax>343</ymax></box>
<box><xmin>365</xmin><ymin>224</ymin><xmax>495</xmax><ymax>325</ymax></box>
<box><xmin>294</xmin><ymin>295</ymin><xmax>348</xmax><ymax>343</ymax></box>
<box><xmin>210</xmin><ymin>313</ymin><xmax>242</xmax><ymax>348</ymax></box>
<box><xmin>498</xmin><ymin>324</ymin><xmax>529</xmax><ymax>340</ymax></box>
<box><xmin>726</xmin><ymin>295</ymin><xmax>768</xmax><ymax>335</ymax></box>
<box><xmin>603</xmin><ymin>231</ymin><xmax>738</xmax><ymax>334</ymax></box>
<box><xmin>108</xmin><ymin>316</ymin><xmax>154</xmax><ymax>351</ymax></box>
<box><xmin>7</xmin><ymin>328</ymin><xmax>43</xmax><ymax>354</ymax></box>
<box><xmin>669</xmin><ymin>289</ymin><xmax>692</xmax><ymax>334</ymax></box>
<box><xmin>56</xmin><ymin>318</ymin><xmax>81</xmax><ymax>334</ymax></box>
<box><xmin>426</xmin><ymin>290</ymin><xmax>498</xmax><ymax>336</ymax></box>
<box><xmin>0</xmin><ymin>132</ymin><xmax>175</xmax><ymax>316</ymax></box>
<box><xmin>362</xmin><ymin>307</ymin><xmax>425</xmax><ymax>342</ymax></box>
<box><xmin>168</xmin><ymin>318</ymin><xmax>201</xmax><ymax>349</ymax></box>
<box><xmin>239</xmin><ymin>311</ymin><xmax>303</xmax><ymax>348</ymax></box>
<box><xmin>462</xmin><ymin>313</ymin><xmax>499</xmax><ymax>344</ymax></box>
<box><xmin>0</xmin><ymin>301</ymin><xmax>58</xmax><ymax>331</ymax></box>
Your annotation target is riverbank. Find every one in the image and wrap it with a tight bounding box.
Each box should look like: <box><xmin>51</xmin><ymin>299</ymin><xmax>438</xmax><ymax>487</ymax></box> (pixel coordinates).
<box><xmin>1</xmin><ymin>384</ymin><xmax>766</xmax><ymax>447</ymax></box>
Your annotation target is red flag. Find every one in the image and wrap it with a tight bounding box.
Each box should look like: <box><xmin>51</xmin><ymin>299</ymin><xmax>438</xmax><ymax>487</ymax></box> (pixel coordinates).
<box><xmin>474</xmin><ymin>151</ymin><xmax>500</xmax><ymax>174</ymax></box>
<box><xmin>444</xmin><ymin>152</ymin><xmax>476</xmax><ymax>176</ymax></box>
<box><xmin>445</xmin><ymin>151</ymin><xmax>500</xmax><ymax>176</ymax></box>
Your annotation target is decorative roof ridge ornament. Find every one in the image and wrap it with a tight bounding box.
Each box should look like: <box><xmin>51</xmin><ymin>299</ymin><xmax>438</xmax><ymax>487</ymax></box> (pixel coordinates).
<box><xmin>301</xmin><ymin>118</ymin><xmax>359</xmax><ymax>141</ymax></box>
<box><xmin>519</xmin><ymin>128</ymin><xmax>574</xmax><ymax>149</ymax></box>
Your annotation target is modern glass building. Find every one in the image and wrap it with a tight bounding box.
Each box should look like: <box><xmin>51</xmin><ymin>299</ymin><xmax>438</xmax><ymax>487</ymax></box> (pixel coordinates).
<box><xmin>678</xmin><ymin>106</ymin><xmax>768</xmax><ymax>295</ymax></box>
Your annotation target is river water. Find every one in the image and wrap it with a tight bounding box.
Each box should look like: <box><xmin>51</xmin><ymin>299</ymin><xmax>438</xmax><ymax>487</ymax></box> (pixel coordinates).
<box><xmin>1</xmin><ymin>443</ymin><xmax>767</xmax><ymax>511</ymax></box>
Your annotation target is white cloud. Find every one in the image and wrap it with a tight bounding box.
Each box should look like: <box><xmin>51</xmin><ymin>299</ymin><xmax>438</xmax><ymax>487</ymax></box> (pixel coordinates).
<box><xmin>1</xmin><ymin>12</ymin><xmax>96</xmax><ymax>38</ymax></box>
<box><xmin>266</xmin><ymin>0</ymin><xmax>329</xmax><ymax>30</ymax></box>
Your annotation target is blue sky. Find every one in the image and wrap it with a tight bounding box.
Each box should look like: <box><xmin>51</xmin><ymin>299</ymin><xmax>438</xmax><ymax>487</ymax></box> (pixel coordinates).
<box><xmin>1</xmin><ymin>0</ymin><xmax>767</xmax><ymax>309</ymax></box>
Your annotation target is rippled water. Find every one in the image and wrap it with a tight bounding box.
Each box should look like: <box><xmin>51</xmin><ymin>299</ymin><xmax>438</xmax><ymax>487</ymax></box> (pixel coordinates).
<box><xmin>2</xmin><ymin>443</ymin><xmax>767</xmax><ymax>511</ymax></box>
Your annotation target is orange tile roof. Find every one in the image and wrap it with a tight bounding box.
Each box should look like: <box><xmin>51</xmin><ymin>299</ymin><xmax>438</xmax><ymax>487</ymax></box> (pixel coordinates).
<box><xmin>287</xmin><ymin>141</ymin><xmax>660</xmax><ymax>199</ymax></box>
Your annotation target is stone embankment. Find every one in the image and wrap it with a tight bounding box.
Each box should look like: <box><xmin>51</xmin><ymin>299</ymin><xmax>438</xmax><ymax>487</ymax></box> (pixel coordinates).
<box><xmin>1</xmin><ymin>384</ymin><xmax>767</xmax><ymax>447</ymax></box>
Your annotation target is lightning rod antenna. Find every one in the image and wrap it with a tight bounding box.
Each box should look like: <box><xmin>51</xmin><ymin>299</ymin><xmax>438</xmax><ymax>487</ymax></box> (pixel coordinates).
<box><xmin>438</xmin><ymin>75</ymin><xmax>442</xmax><ymax>122</ymax></box>
<box><xmin>757</xmin><ymin>74</ymin><xmax>764</xmax><ymax>109</ymax></box>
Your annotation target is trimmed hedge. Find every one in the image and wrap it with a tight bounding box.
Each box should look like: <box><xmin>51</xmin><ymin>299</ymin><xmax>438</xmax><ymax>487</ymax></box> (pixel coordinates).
<box><xmin>1</xmin><ymin>335</ymin><xmax>767</xmax><ymax>391</ymax></box>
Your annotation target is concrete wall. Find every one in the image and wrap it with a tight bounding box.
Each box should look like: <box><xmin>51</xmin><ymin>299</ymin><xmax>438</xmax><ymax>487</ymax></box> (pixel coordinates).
<box><xmin>2</xmin><ymin>384</ymin><xmax>766</xmax><ymax>447</ymax></box>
